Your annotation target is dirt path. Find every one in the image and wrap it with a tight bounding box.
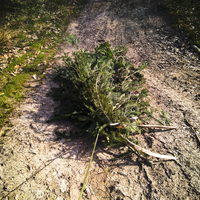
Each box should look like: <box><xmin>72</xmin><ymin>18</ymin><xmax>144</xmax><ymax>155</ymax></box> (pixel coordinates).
<box><xmin>1</xmin><ymin>0</ymin><xmax>200</xmax><ymax>199</ymax></box>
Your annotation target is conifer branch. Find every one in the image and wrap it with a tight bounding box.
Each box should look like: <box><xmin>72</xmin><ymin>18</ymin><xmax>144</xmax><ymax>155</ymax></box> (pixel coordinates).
<box><xmin>51</xmin><ymin>41</ymin><xmax>178</xmax><ymax>172</ymax></box>
<box><xmin>50</xmin><ymin>41</ymin><xmax>178</xmax><ymax>195</ymax></box>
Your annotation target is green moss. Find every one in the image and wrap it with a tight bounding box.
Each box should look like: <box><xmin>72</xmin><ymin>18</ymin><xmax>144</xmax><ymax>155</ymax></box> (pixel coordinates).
<box><xmin>31</xmin><ymin>41</ymin><xmax>43</xmax><ymax>50</ymax></box>
<box><xmin>16</xmin><ymin>33</ymin><xmax>27</xmax><ymax>40</ymax></box>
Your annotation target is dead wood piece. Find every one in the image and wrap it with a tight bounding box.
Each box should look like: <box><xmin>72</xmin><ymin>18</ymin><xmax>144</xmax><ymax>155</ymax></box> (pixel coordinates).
<box><xmin>137</xmin><ymin>125</ymin><xmax>177</xmax><ymax>129</ymax></box>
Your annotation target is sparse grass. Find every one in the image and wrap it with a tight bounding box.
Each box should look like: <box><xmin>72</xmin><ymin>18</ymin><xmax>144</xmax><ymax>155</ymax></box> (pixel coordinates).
<box><xmin>0</xmin><ymin>0</ymin><xmax>88</xmax><ymax>128</ymax></box>
<box><xmin>162</xmin><ymin>0</ymin><xmax>200</xmax><ymax>47</ymax></box>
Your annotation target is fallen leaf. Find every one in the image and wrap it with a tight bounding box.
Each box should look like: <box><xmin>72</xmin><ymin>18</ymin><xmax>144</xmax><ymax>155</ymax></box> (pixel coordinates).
<box><xmin>4</xmin><ymin>54</ymin><xmax>8</xmax><ymax>59</ymax></box>
<box><xmin>43</xmin><ymin>60</ymin><xmax>47</xmax><ymax>65</ymax></box>
<box><xmin>15</xmin><ymin>65</ymin><xmax>20</xmax><ymax>70</ymax></box>
<box><xmin>32</xmin><ymin>34</ymin><xmax>38</xmax><ymax>40</ymax></box>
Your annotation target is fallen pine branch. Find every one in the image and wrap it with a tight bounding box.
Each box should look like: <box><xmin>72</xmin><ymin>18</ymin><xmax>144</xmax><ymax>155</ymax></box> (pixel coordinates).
<box><xmin>49</xmin><ymin>41</ymin><xmax>179</xmax><ymax>196</ymax></box>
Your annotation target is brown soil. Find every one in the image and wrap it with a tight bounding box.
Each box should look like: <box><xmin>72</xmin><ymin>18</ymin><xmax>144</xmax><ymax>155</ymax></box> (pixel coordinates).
<box><xmin>1</xmin><ymin>0</ymin><xmax>200</xmax><ymax>199</ymax></box>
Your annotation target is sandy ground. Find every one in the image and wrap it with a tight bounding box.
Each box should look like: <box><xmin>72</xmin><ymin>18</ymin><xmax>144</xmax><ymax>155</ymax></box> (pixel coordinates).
<box><xmin>1</xmin><ymin>0</ymin><xmax>200</xmax><ymax>199</ymax></box>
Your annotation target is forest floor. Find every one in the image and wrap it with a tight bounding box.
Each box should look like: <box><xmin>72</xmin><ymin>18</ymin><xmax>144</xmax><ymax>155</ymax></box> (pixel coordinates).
<box><xmin>1</xmin><ymin>0</ymin><xmax>200</xmax><ymax>199</ymax></box>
